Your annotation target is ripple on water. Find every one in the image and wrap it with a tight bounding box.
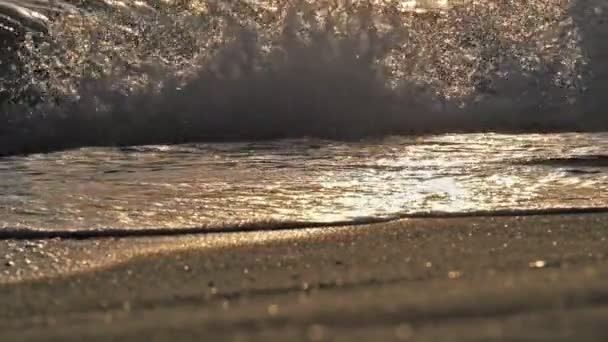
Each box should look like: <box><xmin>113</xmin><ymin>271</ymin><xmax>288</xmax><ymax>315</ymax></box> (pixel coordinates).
<box><xmin>0</xmin><ymin>133</ymin><xmax>607</xmax><ymax>231</ymax></box>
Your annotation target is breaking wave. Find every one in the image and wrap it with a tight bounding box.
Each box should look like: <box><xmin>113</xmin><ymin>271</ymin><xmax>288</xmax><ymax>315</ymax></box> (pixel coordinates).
<box><xmin>1</xmin><ymin>0</ymin><xmax>607</xmax><ymax>156</ymax></box>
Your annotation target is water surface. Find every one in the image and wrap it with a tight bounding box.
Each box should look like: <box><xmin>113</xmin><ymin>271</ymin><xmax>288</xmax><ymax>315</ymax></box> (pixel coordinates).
<box><xmin>1</xmin><ymin>132</ymin><xmax>607</xmax><ymax>231</ymax></box>
<box><xmin>1</xmin><ymin>1</ymin><xmax>608</xmax><ymax>233</ymax></box>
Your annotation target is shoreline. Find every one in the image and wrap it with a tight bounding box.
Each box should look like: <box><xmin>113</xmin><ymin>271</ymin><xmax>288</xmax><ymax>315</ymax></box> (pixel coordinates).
<box><xmin>2</xmin><ymin>213</ymin><xmax>608</xmax><ymax>340</ymax></box>
<box><xmin>3</xmin><ymin>206</ymin><xmax>608</xmax><ymax>240</ymax></box>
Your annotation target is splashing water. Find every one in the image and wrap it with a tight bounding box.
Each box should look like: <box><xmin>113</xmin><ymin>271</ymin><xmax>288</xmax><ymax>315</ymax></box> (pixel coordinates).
<box><xmin>0</xmin><ymin>0</ymin><xmax>606</xmax><ymax>155</ymax></box>
<box><xmin>1</xmin><ymin>1</ymin><xmax>607</xmax><ymax>234</ymax></box>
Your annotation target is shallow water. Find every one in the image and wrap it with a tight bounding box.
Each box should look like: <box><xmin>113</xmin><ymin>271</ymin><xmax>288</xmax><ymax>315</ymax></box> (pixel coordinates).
<box><xmin>1</xmin><ymin>1</ymin><xmax>608</xmax><ymax>233</ymax></box>
<box><xmin>1</xmin><ymin>132</ymin><xmax>607</xmax><ymax>231</ymax></box>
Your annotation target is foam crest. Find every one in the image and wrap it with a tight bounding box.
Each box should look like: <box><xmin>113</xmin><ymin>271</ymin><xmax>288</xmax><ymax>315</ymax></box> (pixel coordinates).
<box><xmin>0</xmin><ymin>0</ymin><xmax>605</xmax><ymax>156</ymax></box>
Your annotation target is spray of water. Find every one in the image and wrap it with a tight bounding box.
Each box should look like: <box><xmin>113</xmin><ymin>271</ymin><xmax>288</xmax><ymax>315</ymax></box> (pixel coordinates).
<box><xmin>0</xmin><ymin>0</ymin><xmax>605</xmax><ymax>156</ymax></box>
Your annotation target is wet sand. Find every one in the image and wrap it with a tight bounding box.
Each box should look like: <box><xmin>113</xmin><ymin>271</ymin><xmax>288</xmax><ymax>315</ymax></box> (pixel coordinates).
<box><xmin>2</xmin><ymin>213</ymin><xmax>608</xmax><ymax>341</ymax></box>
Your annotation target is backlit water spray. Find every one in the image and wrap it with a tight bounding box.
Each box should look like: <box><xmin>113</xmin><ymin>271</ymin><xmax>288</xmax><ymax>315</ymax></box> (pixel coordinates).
<box><xmin>0</xmin><ymin>0</ymin><xmax>605</xmax><ymax>155</ymax></box>
<box><xmin>0</xmin><ymin>0</ymin><xmax>607</xmax><ymax>234</ymax></box>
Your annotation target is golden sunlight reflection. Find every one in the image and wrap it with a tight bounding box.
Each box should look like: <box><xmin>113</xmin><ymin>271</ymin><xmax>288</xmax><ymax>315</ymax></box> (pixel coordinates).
<box><xmin>1</xmin><ymin>133</ymin><xmax>606</xmax><ymax>230</ymax></box>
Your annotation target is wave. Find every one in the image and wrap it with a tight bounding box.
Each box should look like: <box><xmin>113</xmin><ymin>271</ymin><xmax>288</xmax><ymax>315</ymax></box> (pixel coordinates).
<box><xmin>2</xmin><ymin>206</ymin><xmax>608</xmax><ymax>240</ymax></box>
<box><xmin>523</xmin><ymin>154</ymin><xmax>608</xmax><ymax>167</ymax></box>
<box><xmin>1</xmin><ymin>0</ymin><xmax>607</xmax><ymax>156</ymax></box>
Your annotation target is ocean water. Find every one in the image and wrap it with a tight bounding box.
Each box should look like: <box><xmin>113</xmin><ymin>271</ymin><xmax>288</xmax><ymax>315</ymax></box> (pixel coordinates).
<box><xmin>1</xmin><ymin>1</ymin><xmax>607</xmax><ymax>234</ymax></box>
<box><xmin>1</xmin><ymin>133</ymin><xmax>608</xmax><ymax>233</ymax></box>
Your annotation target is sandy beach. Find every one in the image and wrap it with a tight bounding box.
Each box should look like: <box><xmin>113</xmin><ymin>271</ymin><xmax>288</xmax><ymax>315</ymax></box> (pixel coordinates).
<box><xmin>1</xmin><ymin>213</ymin><xmax>608</xmax><ymax>341</ymax></box>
